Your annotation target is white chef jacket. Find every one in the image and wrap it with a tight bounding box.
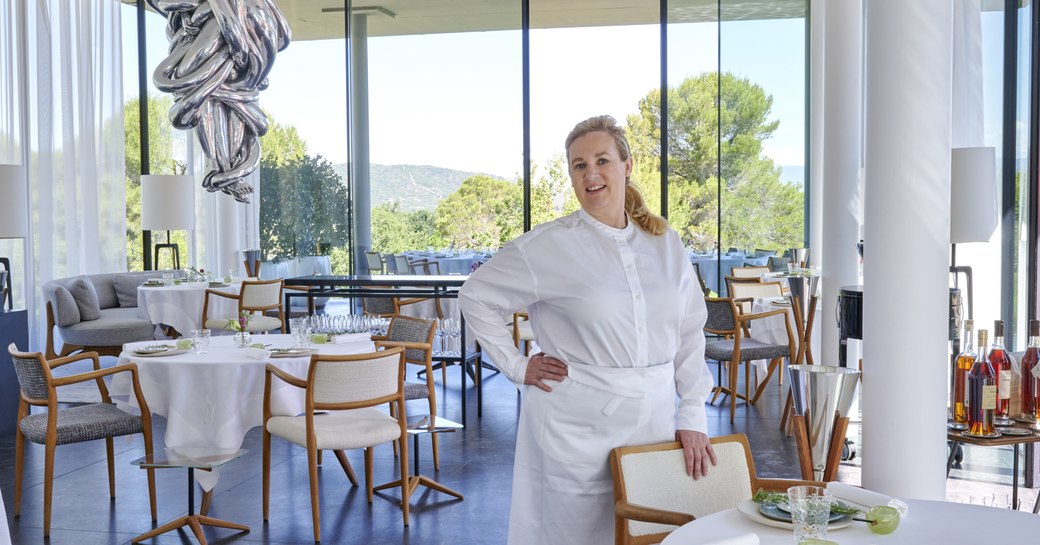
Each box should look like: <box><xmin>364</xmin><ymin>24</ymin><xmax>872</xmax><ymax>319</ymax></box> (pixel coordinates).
<box><xmin>459</xmin><ymin>208</ymin><xmax>712</xmax><ymax>432</ymax></box>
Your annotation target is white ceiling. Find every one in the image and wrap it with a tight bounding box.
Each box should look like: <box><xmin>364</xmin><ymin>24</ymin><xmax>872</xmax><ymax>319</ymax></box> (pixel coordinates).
<box><xmin>128</xmin><ymin>1</ymin><xmax>808</xmax><ymax>41</ymax></box>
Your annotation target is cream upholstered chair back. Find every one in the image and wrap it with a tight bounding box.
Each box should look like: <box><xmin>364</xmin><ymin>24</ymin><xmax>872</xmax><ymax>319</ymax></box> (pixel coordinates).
<box><xmin>611</xmin><ymin>434</ymin><xmax>757</xmax><ymax>545</ymax></box>
<box><xmin>310</xmin><ymin>349</ymin><xmax>402</xmax><ymax>405</ymax></box>
<box><xmin>730</xmin><ymin>281</ymin><xmax>783</xmax><ymax>314</ymax></box>
<box><xmin>241</xmin><ymin>279</ymin><xmax>283</xmax><ymax>309</ymax></box>
<box><xmin>730</xmin><ymin>266</ymin><xmax>769</xmax><ymax>278</ymax></box>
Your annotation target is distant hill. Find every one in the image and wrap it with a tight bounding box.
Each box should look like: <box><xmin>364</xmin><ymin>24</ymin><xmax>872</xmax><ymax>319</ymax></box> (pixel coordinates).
<box><xmin>332</xmin><ymin>163</ymin><xmax>508</xmax><ymax>211</ymax></box>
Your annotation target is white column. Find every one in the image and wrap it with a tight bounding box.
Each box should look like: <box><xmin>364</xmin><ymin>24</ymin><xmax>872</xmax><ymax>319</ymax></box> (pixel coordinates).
<box><xmin>808</xmin><ymin>0</ymin><xmax>825</xmax><ymax>269</ymax></box>
<box><xmin>351</xmin><ymin>13</ymin><xmax>372</xmax><ymax>272</ymax></box>
<box><xmin>820</xmin><ymin>0</ymin><xmax>862</xmax><ymax>366</ymax></box>
<box><xmin>861</xmin><ymin>0</ymin><xmax>952</xmax><ymax>500</ymax></box>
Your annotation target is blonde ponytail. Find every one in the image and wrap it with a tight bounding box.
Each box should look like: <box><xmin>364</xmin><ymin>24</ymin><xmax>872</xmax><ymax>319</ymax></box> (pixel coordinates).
<box><xmin>625</xmin><ymin>183</ymin><xmax>668</xmax><ymax>236</ymax></box>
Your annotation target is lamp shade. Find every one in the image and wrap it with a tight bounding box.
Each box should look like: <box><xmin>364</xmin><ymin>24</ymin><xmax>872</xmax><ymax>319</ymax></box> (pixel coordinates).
<box><xmin>141</xmin><ymin>174</ymin><xmax>195</xmax><ymax>231</ymax></box>
<box><xmin>0</xmin><ymin>165</ymin><xmax>28</xmax><ymax>239</ymax></box>
<box><xmin>950</xmin><ymin>146</ymin><xmax>997</xmax><ymax>243</ymax></box>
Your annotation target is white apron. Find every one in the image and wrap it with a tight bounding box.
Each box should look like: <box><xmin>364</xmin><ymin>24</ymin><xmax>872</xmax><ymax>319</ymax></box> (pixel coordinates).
<box><xmin>507</xmin><ymin>361</ymin><xmax>678</xmax><ymax>545</ymax></box>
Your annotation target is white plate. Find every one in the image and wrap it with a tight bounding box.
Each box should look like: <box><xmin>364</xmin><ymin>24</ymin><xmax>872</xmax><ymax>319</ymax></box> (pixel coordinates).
<box><xmin>132</xmin><ymin>348</ymin><xmax>189</xmax><ymax>358</ymax></box>
<box><xmin>735</xmin><ymin>500</ymin><xmax>853</xmax><ymax>531</ymax></box>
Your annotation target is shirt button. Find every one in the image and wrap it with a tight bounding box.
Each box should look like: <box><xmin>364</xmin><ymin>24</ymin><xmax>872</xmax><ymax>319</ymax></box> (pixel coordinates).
<box><xmin>634</xmin><ymin>293</ymin><xmax>641</xmax><ymax>299</ymax></box>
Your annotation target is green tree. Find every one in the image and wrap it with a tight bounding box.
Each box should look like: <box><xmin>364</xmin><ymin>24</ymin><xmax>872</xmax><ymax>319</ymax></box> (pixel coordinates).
<box><xmin>627</xmin><ymin>72</ymin><xmax>802</xmax><ymax>252</ymax></box>
<box><xmin>435</xmin><ymin>174</ymin><xmax>522</xmax><ymax>248</ymax></box>
<box><xmin>259</xmin><ymin>153</ymin><xmax>350</xmax><ymax>261</ymax></box>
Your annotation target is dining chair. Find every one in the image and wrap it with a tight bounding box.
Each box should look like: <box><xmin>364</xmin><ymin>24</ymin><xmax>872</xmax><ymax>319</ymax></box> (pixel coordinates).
<box><xmin>7</xmin><ymin>344</ymin><xmax>157</xmax><ymax>537</ymax></box>
<box><xmin>365</xmin><ymin>251</ymin><xmax>385</xmax><ymax>275</ymax></box>
<box><xmin>753</xmin><ymin>248</ymin><xmax>777</xmax><ymax>258</ymax></box>
<box><xmin>202</xmin><ymin>278</ymin><xmax>285</xmax><ymax>333</ymax></box>
<box><xmin>723</xmin><ymin>274</ymin><xmax>763</xmax><ymax>301</ymax></box>
<box><xmin>703</xmin><ymin>297</ymin><xmax>795</xmax><ymax>423</ymax></box>
<box><xmin>729</xmin><ymin>281</ymin><xmax>784</xmax><ymax>316</ymax></box>
<box><xmin>609</xmin><ymin>433</ymin><xmax>822</xmax><ymax>545</ymax></box>
<box><xmin>766</xmin><ymin>255</ymin><xmax>792</xmax><ymax>272</ymax></box>
<box><xmin>690</xmin><ymin>262</ymin><xmax>711</xmax><ymax>297</ymax></box>
<box><xmin>409</xmin><ymin>259</ymin><xmax>442</xmax><ymax>276</ymax></box>
<box><xmin>511</xmin><ymin>312</ymin><xmax>536</xmax><ymax>357</ymax></box>
<box><xmin>730</xmin><ymin>266</ymin><xmax>769</xmax><ymax>278</ymax></box>
<box><xmin>393</xmin><ymin>254</ymin><xmax>411</xmax><ymax>274</ymax></box>
<box><xmin>262</xmin><ymin>347</ymin><xmax>411</xmax><ymax>542</ymax></box>
<box><xmin>373</xmin><ymin>315</ymin><xmax>442</xmax><ymax>469</ymax></box>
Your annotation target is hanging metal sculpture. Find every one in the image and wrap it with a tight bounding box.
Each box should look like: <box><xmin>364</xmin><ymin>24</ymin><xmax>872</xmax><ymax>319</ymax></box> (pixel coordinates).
<box><xmin>148</xmin><ymin>0</ymin><xmax>291</xmax><ymax>203</ymax></box>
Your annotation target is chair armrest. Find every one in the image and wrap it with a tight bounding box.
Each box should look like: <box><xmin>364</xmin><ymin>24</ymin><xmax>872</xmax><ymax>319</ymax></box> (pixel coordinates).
<box><xmin>375</xmin><ymin>340</ymin><xmax>431</xmax><ymax>351</ymax></box>
<box><xmin>614</xmin><ymin>500</ymin><xmax>695</xmax><ymax>526</ymax></box>
<box><xmin>755</xmin><ymin>478</ymin><xmax>828</xmax><ymax>492</ymax></box>
<box><xmin>397</xmin><ymin>297</ymin><xmax>430</xmax><ymax>307</ymax></box>
<box><xmin>50</xmin><ymin>363</ymin><xmax>138</xmax><ymax>387</ymax></box>
<box><xmin>736</xmin><ymin>308</ymin><xmax>788</xmax><ymax>323</ymax></box>
<box><xmin>283</xmin><ymin>284</ymin><xmax>310</xmax><ymax>292</ymax></box>
<box><xmin>205</xmin><ymin>289</ymin><xmax>241</xmax><ymax>301</ymax></box>
<box><xmin>371</xmin><ymin>334</ymin><xmax>389</xmax><ymax>342</ymax></box>
<box><xmin>265</xmin><ymin>364</ymin><xmax>307</xmax><ymax>388</ymax></box>
<box><xmin>48</xmin><ymin>351</ymin><xmax>102</xmax><ymax>370</ymax></box>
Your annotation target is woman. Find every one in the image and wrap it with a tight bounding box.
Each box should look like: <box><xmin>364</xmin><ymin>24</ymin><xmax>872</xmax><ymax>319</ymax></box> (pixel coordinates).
<box><xmin>459</xmin><ymin>115</ymin><xmax>715</xmax><ymax>545</ymax></box>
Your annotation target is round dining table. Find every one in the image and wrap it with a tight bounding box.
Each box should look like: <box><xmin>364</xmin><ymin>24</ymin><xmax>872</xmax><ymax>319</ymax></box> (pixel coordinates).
<box><xmin>137</xmin><ymin>280</ymin><xmax>242</xmax><ymax>337</ymax></box>
<box><xmin>661</xmin><ymin>499</ymin><xmax>1040</xmax><ymax>544</ymax></box>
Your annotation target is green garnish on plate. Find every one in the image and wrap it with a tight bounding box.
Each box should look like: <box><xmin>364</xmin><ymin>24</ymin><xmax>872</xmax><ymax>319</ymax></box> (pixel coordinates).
<box><xmin>752</xmin><ymin>489</ymin><xmax>860</xmax><ymax>515</ymax></box>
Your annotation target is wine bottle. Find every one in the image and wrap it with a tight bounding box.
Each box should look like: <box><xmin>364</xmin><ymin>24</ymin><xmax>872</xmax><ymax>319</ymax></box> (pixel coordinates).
<box><xmin>1020</xmin><ymin>320</ymin><xmax>1040</xmax><ymax>423</ymax></box>
<box><xmin>989</xmin><ymin>320</ymin><xmax>1015</xmax><ymax>424</ymax></box>
<box><xmin>953</xmin><ymin>320</ymin><xmax>975</xmax><ymax>425</ymax></box>
<box><xmin>968</xmin><ymin>329</ymin><xmax>996</xmax><ymax>436</ymax></box>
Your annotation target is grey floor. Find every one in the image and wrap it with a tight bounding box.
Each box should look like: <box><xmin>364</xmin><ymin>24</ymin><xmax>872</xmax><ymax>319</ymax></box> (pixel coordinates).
<box><xmin>0</xmin><ymin>357</ymin><xmax>1031</xmax><ymax>545</ymax></box>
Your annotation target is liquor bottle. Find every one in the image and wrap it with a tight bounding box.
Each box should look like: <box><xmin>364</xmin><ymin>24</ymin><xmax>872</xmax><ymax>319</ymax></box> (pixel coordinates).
<box><xmin>1020</xmin><ymin>320</ymin><xmax>1040</xmax><ymax>422</ymax></box>
<box><xmin>989</xmin><ymin>320</ymin><xmax>1015</xmax><ymax>424</ymax></box>
<box><xmin>953</xmin><ymin>320</ymin><xmax>975</xmax><ymax>425</ymax></box>
<box><xmin>968</xmin><ymin>329</ymin><xmax>996</xmax><ymax>436</ymax></box>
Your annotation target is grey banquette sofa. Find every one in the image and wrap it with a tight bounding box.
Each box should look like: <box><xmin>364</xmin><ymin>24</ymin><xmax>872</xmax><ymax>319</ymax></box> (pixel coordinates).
<box><xmin>42</xmin><ymin>271</ymin><xmax>165</xmax><ymax>359</ymax></box>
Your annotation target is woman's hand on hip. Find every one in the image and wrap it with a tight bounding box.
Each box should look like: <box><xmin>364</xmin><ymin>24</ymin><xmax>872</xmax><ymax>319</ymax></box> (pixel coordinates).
<box><xmin>525</xmin><ymin>352</ymin><xmax>568</xmax><ymax>392</ymax></box>
<box><xmin>676</xmin><ymin>429</ymin><xmax>717</xmax><ymax>480</ymax></box>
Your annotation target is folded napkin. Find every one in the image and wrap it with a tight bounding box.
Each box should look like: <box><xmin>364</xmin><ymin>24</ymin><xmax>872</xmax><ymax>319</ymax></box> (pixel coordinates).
<box><xmin>703</xmin><ymin>533</ymin><xmax>759</xmax><ymax>545</ymax></box>
<box><xmin>242</xmin><ymin>347</ymin><xmax>271</xmax><ymax>360</ymax></box>
<box><xmin>332</xmin><ymin>332</ymin><xmax>372</xmax><ymax>344</ymax></box>
<box><xmin>827</xmin><ymin>482</ymin><xmax>909</xmax><ymax>517</ymax></box>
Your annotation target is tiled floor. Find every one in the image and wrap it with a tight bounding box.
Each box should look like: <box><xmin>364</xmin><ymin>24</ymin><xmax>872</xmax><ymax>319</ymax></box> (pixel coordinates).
<box><xmin>1</xmin><ymin>358</ymin><xmax>1036</xmax><ymax>544</ymax></box>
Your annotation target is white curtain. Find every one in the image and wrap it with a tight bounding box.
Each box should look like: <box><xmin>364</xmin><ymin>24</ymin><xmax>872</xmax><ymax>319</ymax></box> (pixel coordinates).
<box><xmin>0</xmin><ymin>0</ymin><xmax>126</xmax><ymax>350</ymax></box>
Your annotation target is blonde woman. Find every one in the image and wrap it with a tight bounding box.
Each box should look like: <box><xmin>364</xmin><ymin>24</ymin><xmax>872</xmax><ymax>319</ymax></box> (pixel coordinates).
<box><xmin>460</xmin><ymin>115</ymin><xmax>715</xmax><ymax>545</ymax></box>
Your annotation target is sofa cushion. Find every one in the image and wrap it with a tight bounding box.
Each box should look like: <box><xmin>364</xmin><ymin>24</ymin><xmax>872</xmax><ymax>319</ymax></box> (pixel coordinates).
<box><xmin>68</xmin><ymin>277</ymin><xmax>102</xmax><ymax>321</ymax></box>
<box><xmin>58</xmin><ymin>307</ymin><xmax>155</xmax><ymax>347</ymax></box>
<box><xmin>51</xmin><ymin>286</ymin><xmax>81</xmax><ymax>327</ymax></box>
<box><xmin>112</xmin><ymin>275</ymin><xmax>146</xmax><ymax>308</ymax></box>
<box><xmin>88</xmin><ymin>274</ymin><xmax>120</xmax><ymax>310</ymax></box>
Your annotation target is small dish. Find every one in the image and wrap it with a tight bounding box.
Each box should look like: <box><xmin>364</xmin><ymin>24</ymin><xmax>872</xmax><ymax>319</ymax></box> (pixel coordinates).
<box><xmin>132</xmin><ymin>347</ymin><xmax>188</xmax><ymax>357</ymax></box>
<box><xmin>736</xmin><ymin>500</ymin><xmax>853</xmax><ymax>531</ymax></box>
<box><xmin>995</xmin><ymin>427</ymin><xmax>1033</xmax><ymax>436</ymax></box>
<box><xmin>208</xmin><ymin>282</ymin><xmax>229</xmax><ymax>288</ymax></box>
<box><xmin>962</xmin><ymin>430</ymin><xmax>1002</xmax><ymax>439</ymax></box>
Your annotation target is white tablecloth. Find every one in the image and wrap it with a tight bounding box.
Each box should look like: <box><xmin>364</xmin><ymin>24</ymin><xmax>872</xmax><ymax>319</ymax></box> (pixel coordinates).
<box><xmin>110</xmin><ymin>334</ymin><xmax>375</xmax><ymax>451</ymax></box>
<box><xmin>661</xmin><ymin>499</ymin><xmax>1040</xmax><ymax>544</ymax></box>
<box><xmin>137</xmin><ymin>281</ymin><xmax>242</xmax><ymax>336</ymax></box>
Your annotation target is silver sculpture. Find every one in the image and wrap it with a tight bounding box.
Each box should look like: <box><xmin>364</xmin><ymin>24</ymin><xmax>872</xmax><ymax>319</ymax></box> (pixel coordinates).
<box><xmin>148</xmin><ymin>0</ymin><xmax>291</xmax><ymax>203</ymax></box>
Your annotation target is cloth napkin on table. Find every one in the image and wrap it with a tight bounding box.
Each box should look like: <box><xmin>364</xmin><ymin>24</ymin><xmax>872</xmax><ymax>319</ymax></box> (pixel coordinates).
<box><xmin>703</xmin><ymin>533</ymin><xmax>759</xmax><ymax>545</ymax></box>
<box><xmin>242</xmin><ymin>347</ymin><xmax>271</xmax><ymax>360</ymax></box>
<box><xmin>827</xmin><ymin>482</ymin><xmax>910</xmax><ymax>516</ymax></box>
<box><xmin>332</xmin><ymin>332</ymin><xmax>371</xmax><ymax>344</ymax></box>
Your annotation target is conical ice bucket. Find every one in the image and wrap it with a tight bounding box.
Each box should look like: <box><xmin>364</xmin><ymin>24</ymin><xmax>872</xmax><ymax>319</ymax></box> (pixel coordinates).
<box><xmin>789</xmin><ymin>364</ymin><xmax>860</xmax><ymax>480</ymax></box>
<box><xmin>241</xmin><ymin>249</ymin><xmax>262</xmax><ymax>277</ymax></box>
<box><xmin>789</xmin><ymin>247</ymin><xmax>809</xmax><ymax>267</ymax></box>
<box><xmin>786</xmin><ymin>275</ymin><xmax>820</xmax><ymax>321</ymax></box>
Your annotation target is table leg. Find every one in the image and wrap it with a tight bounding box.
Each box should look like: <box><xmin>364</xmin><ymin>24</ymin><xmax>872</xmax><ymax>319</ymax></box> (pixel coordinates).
<box><xmin>1014</xmin><ymin>444</ymin><xmax>1019</xmax><ymax>510</ymax></box>
<box><xmin>946</xmin><ymin>441</ymin><xmax>960</xmax><ymax>476</ymax></box>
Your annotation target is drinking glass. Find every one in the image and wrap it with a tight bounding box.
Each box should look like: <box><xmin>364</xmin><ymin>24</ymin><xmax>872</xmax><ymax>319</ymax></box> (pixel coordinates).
<box><xmin>190</xmin><ymin>328</ymin><xmax>211</xmax><ymax>354</ymax></box>
<box><xmin>864</xmin><ymin>505</ymin><xmax>900</xmax><ymax>535</ymax></box>
<box><xmin>162</xmin><ymin>273</ymin><xmax>174</xmax><ymax>287</ymax></box>
<box><xmin>787</xmin><ymin>485</ymin><xmax>832</xmax><ymax>543</ymax></box>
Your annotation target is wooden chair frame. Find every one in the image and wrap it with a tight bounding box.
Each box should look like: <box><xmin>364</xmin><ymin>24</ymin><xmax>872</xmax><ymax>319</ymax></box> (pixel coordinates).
<box><xmin>374</xmin><ymin>315</ymin><xmax>441</xmax><ymax>469</ymax></box>
<box><xmin>512</xmin><ymin>312</ymin><xmax>534</xmax><ymax>357</ymax></box>
<box><xmin>610</xmin><ymin>433</ymin><xmax>823</xmax><ymax>545</ymax></box>
<box><xmin>8</xmin><ymin>345</ymin><xmax>157</xmax><ymax>537</ymax></box>
<box><xmin>705</xmin><ymin>297</ymin><xmax>796</xmax><ymax>423</ymax></box>
<box><xmin>262</xmin><ymin>347</ymin><xmax>410</xmax><ymax>543</ymax></box>
<box><xmin>202</xmin><ymin>278</ymin><xmax>286</xmax><ymax>333</ymax></box>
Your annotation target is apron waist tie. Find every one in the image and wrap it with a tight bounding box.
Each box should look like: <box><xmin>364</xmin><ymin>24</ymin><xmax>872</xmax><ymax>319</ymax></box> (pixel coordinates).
<box><xmin>565</xmin><ymin>360</ymin><xmax>675</xmax><ymax>416</ymax></box>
